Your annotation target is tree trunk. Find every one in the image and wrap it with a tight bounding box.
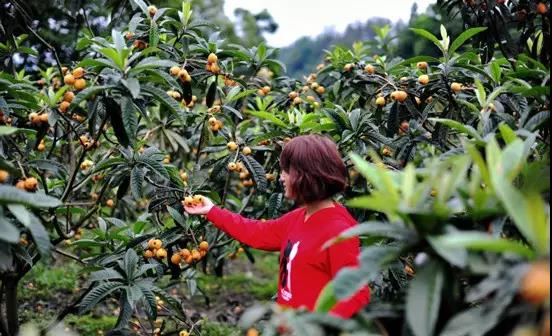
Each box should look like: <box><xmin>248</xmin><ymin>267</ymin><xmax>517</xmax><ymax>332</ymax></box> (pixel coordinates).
<box><xmin>5</xmin><ymin>276</ymin><xmax>19</xmax><ymax>336</ymax></box>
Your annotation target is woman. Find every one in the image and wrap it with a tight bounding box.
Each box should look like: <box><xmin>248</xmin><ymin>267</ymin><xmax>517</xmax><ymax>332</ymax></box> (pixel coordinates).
<box><xmin>183</xmin><ymin>134</ymin><xmax>370</xmax><ymax>318</ymax></box>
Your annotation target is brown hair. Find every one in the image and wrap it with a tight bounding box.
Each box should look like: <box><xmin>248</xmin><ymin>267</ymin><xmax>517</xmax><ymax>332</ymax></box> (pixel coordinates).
<box><xmin>279</xmin><ymin>134</ymin><xmax>347</xmax><ymax>204</ymax></box>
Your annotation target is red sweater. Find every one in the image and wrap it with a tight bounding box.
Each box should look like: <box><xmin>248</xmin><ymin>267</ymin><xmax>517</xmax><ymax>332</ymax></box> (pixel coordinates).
<box><xmin>206</xmin><ymin>202</ymin><xmax>370</xmax><ymax>318</ymax></box>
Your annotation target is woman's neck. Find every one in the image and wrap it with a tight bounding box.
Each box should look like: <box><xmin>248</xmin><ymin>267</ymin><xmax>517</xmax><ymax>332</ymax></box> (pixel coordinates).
<box><xmin>304</xmin><ymin>199</ymin><xmax>335</xmax><ymax>219</ymax></box>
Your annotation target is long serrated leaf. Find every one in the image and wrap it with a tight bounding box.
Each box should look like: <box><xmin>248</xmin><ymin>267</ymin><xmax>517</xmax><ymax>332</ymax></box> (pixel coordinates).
<box><xmin>105</xmin><ymin>97</ymin><xmax>130</xmax><ymax>147</ymax></box>
<box><xmin>239</xmin><ymin>154</ymin><xmax>268</xmax><ymax>192</ymax></box>
<box><xmin>141</xmin><ymin>84</ymin><xmax>181</xmax><ymax>113</ymax></box>
<box><xmin>79</xmin><ymin>282</ymin><xmax>122</xmax><ymax>314</ymax></box>
<box><xmin>130</xmin><ymin>167</ymin><xmax>144</xmax><ymax>200</ymax></box>
<box><xmin>121</xmin><ymin>97</ymin><xmax>138</xmax><ymax>145</ymax></box>
<box><xmin>0</xmin><ymin>186</ymin><xmax>61</xmax><ymax>207</ymax></box>
<box><xmin>449</xmin><ymin>27</ymin><xmax>487</xmax><ymax>55</ymax></box>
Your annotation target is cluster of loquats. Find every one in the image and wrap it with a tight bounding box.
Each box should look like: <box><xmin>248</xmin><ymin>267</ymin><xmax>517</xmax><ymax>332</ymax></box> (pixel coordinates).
<box><xmin>73</xmin><ymin>227</ymin><xmax>84</xmax><ymax>240</ymax></box>
<box><xmin>58</xmin><ymin>90</ymin><xmax>75</xmax><ymax>113</ymax></box>
<box><xmin>80</xmin><ymin>159</ymin><xmax>94</xmax><ymax>171</ymax></box>
<box><xmin>27</xmin><ymin>111</ymin><xmax>49</xmax><ymax>126</ymax></box>
<box><xmin>63</xmin><ymin>67</ymin><xmax>87</xmax><ymax>91</ymax></box>
<box><xmin>181</xmin><ymin>194</ymin><xmax>204</xmax><ymax>207</ymax></box>
<box><xmin>257</xmin><ymin>85</ymin><xmax>271</xmax><ymax>97</ymax></box>
<box><xmin>228</xmin><ymin>246</ymin><xmax>245</xmax><ymax>260</ymax></box>
<box><xmin>170</xmin><ymin>241</ymin><xmax>209</xmax><ymax>265</ymax></box>
<box><xmin>205</xmin><ymin>52</ymin><xmax>220</xmax><ymax>74</ymax></box>
<box><xmin>390</xmin><ymin>90</ymin><xmax>408</xmax><ymax>103</ymax></box>
<box><xmin>208</xmin><ymin>114</ymin><xmax>224</xmax><ymax>133</ymax></box>
<box><xmin>15</xmin><ymin>177</ymin><xmax>38</xmax><ymax>192</ymax></box>
<box><xmin>179</xmin><ymin>170</ymin><xmax>188</xmax><ymax>184</ymax></box>
<box><xmin>143</xmin><ymin>239</ymin><xmax>167</xmax><ymax>259</ymax></box>
<box><xmin>79</xmin><ymin>134</ymin><xmax>100</xmax><ymax>150</ymax></box>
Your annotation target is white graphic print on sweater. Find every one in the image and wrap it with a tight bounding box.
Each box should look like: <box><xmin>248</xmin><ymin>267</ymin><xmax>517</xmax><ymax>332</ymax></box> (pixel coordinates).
<box><xmin>280</xmin><ymin>240</ymin><xmax>300</xmax><ymax>301</ymax></box>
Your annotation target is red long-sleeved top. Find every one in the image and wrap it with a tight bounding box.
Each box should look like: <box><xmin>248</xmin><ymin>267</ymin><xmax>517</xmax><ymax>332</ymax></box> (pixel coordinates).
<box><xmin>206</xmin><ymin>202</ymin><xmax>370</xmax><ymax>318</ymax></box>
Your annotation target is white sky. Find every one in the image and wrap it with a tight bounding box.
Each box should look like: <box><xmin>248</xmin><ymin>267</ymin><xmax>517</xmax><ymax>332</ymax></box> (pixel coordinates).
<box><xmin>224</xmin><ymin>0</ymin><xmax>435</xmax><ymax>47</ymax></box>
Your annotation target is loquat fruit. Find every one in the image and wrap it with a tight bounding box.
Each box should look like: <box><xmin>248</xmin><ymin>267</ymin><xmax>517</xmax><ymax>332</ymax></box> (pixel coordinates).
<box><xmin>0</xmin><ymin>170</ymin><xmax>9</xmax><ymax>183</ymax></box>
<box><xmin>24</xmin><ymin>177</ymin><xmax>38</xmax><ymax>191</ymax></box>
<box><xmin>170</xmin><ymin>253</ymin><xmax>181</xmax><ymax>265</ymax></box>
<box><xmin>156</xmin><ymin>248</ymin><xmax>167</xmax><ymax>259</ymax></box>
<box><xmin>147</xmin><ymin>5</ymin><xmax>157</xmax><ymax>17</ymax></box>
<box><xmin>72</xmin><ymin>67</ymin><xmax>85</xmax><ymax>79</ymax></box>
<box><xmin>242</xmin><ymin>146</ymin><xmax>252</xmax><ymax>155</ymax></box>
<box><xmin>207</xmin><ymin>53</ymin><xmax>218</xmax><ymax>64</ymax></box>
<box><xmin>376</xmin><ymin>96</ymin><xmax>386</xmax><ymax>107</ymax></box>
<box><xmin>416</xmin><ymin>61</ymin><xmax>428</xmax><ymax>70</ymax></box>
<box><xmin>450</xmin><ymin>82</ymin><xmax>463</xmax><ymax>93</ymax></box>
<box><xmin>64</xmin><ymin>74</ymin><xmax>75</xmax><ymax>86</ymax></box>
<box><xmin>63</xmin><ymin>91</ymin><xmax>75</xmax><ymax>103</ymax></box>
<box><xmin>199</xmin><ymin>241</ymin><xmax>209</xmax><ymax>251</ymax></box>
<box><xmin>520</xmin><ymin>262</ymin><xmax>550</xmax><ymax>305</ymax></box>
<box><xmin>227</xmin><ymin>141</ymin><xmax>238</xmax><ymax>151</ymax></box>
<box><xmin>364</xmin><ymin>64</ymin><xmax>375</xmax><ymax>74</ymax></box>
<box><xmin>16</xmin><ymin>180</ymin><xmax>26</xmax><ymax>190</ymax></box>
<box><xmin>74</xmin><ymin>79</ymin><xmax>87</xmax><ymax>90</ymax></box>
<box><xmin>59</xmin><ymin>101</ymin><xmax>71</xmax><ymax>113</ymax></box>
<box><xmin>418</xmin><ymin>74</ymin><xmax>429</xmax><ymax>85</ymax></box>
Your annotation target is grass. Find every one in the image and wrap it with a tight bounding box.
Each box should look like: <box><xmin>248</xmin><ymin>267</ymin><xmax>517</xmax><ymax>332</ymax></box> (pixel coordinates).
<box><xmin>16</xmin><ymin>249</ymin><xmax>280</xmax><ymax>335</ymax></box>
<box><xmin>65</xmin><ymin>314</ymin><xmax>117</xmax><ymax>335</ymax></box>
<box><xmin>199</xmin><ymin>318</ymin><xmax>242</xmax><ymax>336</ymax></box>
<box><xmin>19</xmin><ymin>260</ymin><xmax>82</xmax><ymax>300</ymax></box>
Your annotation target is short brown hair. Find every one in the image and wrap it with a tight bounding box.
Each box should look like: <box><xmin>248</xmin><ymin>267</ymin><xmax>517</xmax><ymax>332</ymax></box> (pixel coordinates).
<box><xmin>279</xmin><ymin>134</ymin><xmax>347</xmax><ymax>204</ymax></box>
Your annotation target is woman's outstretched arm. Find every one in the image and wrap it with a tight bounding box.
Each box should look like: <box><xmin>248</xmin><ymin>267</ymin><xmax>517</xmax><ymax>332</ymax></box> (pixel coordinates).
<box><xmin>183</xmin><ymin>196</ymin><xmax>292</xmax><ymax>251</ymax></box>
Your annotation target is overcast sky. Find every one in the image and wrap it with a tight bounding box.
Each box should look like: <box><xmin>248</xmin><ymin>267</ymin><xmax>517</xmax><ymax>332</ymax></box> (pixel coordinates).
<box><xmin>224</xmin><ymin>0</ymin><xmax>436</xmax><ymax>47</ymax></box>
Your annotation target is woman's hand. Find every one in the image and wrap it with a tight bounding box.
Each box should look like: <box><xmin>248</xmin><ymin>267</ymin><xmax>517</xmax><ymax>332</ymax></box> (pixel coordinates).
<box><xmin>182</xmin><ymin>195</ymin><xmax>214</xmax><ymax>215</ymax></box>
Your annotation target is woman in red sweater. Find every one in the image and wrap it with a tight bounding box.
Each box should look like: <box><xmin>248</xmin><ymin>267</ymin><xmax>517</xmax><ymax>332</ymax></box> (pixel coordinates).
<box><xmin>183</xmin><ymin>134</ymin><xmax>370</xmax><ymax>318</ymax></box>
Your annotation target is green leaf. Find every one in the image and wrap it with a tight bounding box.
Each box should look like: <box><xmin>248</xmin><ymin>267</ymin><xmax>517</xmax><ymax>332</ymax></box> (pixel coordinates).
<box><xmin>314</xmin><ymin>282</ymin><xmax>337</xmax><ymax>313</ymax></box>
<box><xmin>137</xmin><ymin>157</ymin><xmax>169</xmax><ymax>179</ymax></box>
<box><xmin>239</xmin><ymin>154</ymin><xmax>268</xmax><ymax>193</ymax></box>
<box><xmin>248</xmin><ymin>110</ymin><xmax>288</xmax><ymax>128</ymax></box>
<box><xmin>389</xmin><ymin>56</ymin><xmax>440</xmax><ymax>71</ymax></box>
<box><xmin>130</xmin><ymin>167</ymin><xmax>144</xmax><ymax>200</ymax></box>
<box><xmin>431</xmin><ymin>231</ymin><xmax>536</xmax><ymax>258</ymax></box>
<box><xmin>427</xmin><ymin>234</ymin><xmax>467</xmax><ymax>268</ymax></box>
<box><xmin>0</xmin><ymin>126</ymin><xmax>21</xmax><ymax>136</ymax></box>
<box><xmin>89</xmin><ymin>268</ymin><xmax>124</xmax><ymax>282</ymax></box>
<box><xmin>79</xmin><ymin>282</ymin><xmax>122</xmax><ymax>314</ymax></box>
<box><xmin>406</xmin><ymin>260</ymin><xmax>443</xmax><ymax>336</ymax></box>
<box><xmin>333</xmin><ymin>245</ymin><xmax>400</xmax><ymax>299</ymax></box>
<box><xmin>70</xmin><ymin>85</ymin><xmax>117</xmax><ymax>108</ymax></box>
<box><xmin>409</xmin><ymin>28</ymin><xmax>442</xmax><ymax>51</ymax></box>
<box><xmin>205</xmin><ymin>80</ymin><xmax>217</xmax><ymax>108</ymax></box>
<box><xmin>105</xmin><ymin>97</ymin><xmax>130</xmax><ymax>147</ymax></box>
<box><xmin>0</xmin><ymin>186</ymin><xmax>61</xmax><ymax>207</ymax></box>
<box><xmin>121</xmin><ymin>97</ymin><xmax>138</xmax><ymax>144</ymax></box>
<box><xmin>98</xmin><ymin>47</ymin><xmax>123</xmax><ymax>70</ymax></box>
<box><xmin>523</xmin><ymin>110</ymin><xmax>549</xmax><ymax>131</ymax></box>
<box><xmin>323</xmin><ymin>221</ymin><xmax>414</xmax><ymax>249</ymax></box>
<box><xmin>430</xmin><ymin>118</ymin><xmax>484</xmax><ymax>143</ymax></box>
<box><xmin>122</xmin><ymin>78</ymin><xmax>140</xmax><ymax>98</ymax></box>
<box><xmin>474</xmin><ymin>79</ymin><xmax>486</xmax><ymax>106</ymax></box>
<box><xmin>149</xmin><ymin>22</ymin><xmax>159</xmax><ymax>48</ymax></box>
<box><xmin>141</xmin><ymin>84</ymin><xmax>181</xmax><ymax>114</ymax></box>
<box><xmin>449</xmin><ymin>27</ymin><xmax>487</xmax><ymax>55</ymax></box>
<box><xmin>0</xmin><ymin>216</ymin><xmax>20</xmax><ymax>243</ymax></box>
<box><xmin>7</xmin><ymin>204</ymin><xmax>52</xmax><ymax>256</ymax></box>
